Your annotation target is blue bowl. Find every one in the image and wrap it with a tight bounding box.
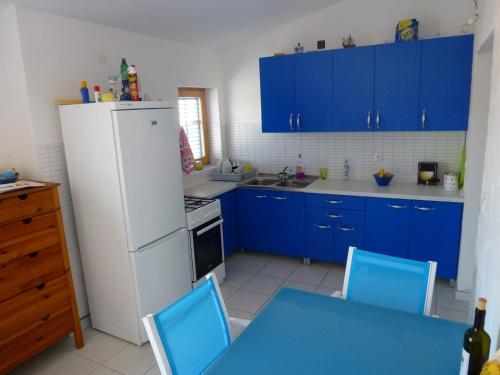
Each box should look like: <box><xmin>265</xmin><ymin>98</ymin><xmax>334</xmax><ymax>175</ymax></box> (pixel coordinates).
<box><xmin>373</xmin><ymin>173</ymin><xmax>393</xmax><ymax>186</ymax></box>
<box><xmin>0</xmin><ymin>171</ymin><xmax>19</xmax><ymax>185</ymax></box>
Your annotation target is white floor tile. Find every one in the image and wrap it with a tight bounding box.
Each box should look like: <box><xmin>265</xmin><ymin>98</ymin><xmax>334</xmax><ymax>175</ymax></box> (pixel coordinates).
<box><xmin>224</xmin><ymin>269</ymin><xmax>254</xmax><ymax>288</ymax></box>
<box><xmin>13</xmin><ymin>351</ymin><xmax>100</xmax><ymax>375</ymax></box>
<box><xmin>436</xmin><ymin>288</ymin><xmax>470</xmax><ymax>313</ymax></box>
<box><xmin>280</xmin><ymin>280</ymin><xmax>317</xmax><ymax>293</ymax></box>
<box><xmin>144</xmin><ymin>364</ymin><xmax>162</xmax><ymax>375</ymax></box>
<box><xmin>226</xmin><ymin>289</ymin><xmax>270</xmax><ymax>314</ymax></box>
<box><xmin>436</xmin><ymin>308</ymin><xmax>470</xmax><ymax>324</ymax></box>
<box><xmin>104</xmin><ymin>343</ymin><xmax>156</xmax><ymax>375</ymax></box>
<box><xmin>76</xmin><ymin>329</ymin><xmax>129</xmax><ymax>364</ymax></box>
<box><xmin>220</xmin><ymin>284</ymin><xmax>239</xmax><ymax>300</ymax></box>
<box><xmin>89</xmin><ymin>366</ymin><xmax>123</xmax><ymax>375</ymax></box>
<box><xmin>241</xmin><ymin>274</ymin><xmax>284</xmax><ymax>295</ymax></box>
<box><xmin>227</xmin><ymin>307</ymin><xmax>255</xmax><ymax>320</ymax></box>
<box><xmin>258</xmin><ymin>261</ymin><xmax>298</xmax><ymax>279</ymax></box>
<box><xmin>225</xmin><ymin>253</ymin><xmax>269</xmax><ymax>273</ymax></box>
<box><xmin>288</xmin><ymin>264</ymin><xmax>329</xmax><ymax>285</ymax></box>
<box><xmin>320</xmin><ymin>268</ymin><xmax>345</xmax><ymax>290</ymax></box>
<box><xmin>315</xmin><ymin>286</ymin><xmax>337</xmax><ymax>296</ymax></box>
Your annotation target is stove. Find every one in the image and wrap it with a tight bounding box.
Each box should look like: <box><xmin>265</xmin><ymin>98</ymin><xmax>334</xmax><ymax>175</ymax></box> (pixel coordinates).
<box><xmin>184</xmin><ymin>196</ymin><xmax>225</xmax><ymax>286</ymax></box>
<box><xmin>184</xmin><ymin>196</ymin><xmax>221</xmax><ymax>230</ymax></box>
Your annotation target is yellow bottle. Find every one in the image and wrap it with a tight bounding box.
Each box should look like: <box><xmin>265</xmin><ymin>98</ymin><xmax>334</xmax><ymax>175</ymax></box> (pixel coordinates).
<box><xmin>481</xmin><ymin>350</ymin><xmax>500</xmax><ymax>375</ymax></box>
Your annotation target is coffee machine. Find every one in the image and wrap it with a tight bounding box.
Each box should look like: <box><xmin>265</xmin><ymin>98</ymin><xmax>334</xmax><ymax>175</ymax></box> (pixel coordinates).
<box><xmin>418</xmin><ymin>162</ymin><xmax>439</xmax><ymax>185</ymax></box>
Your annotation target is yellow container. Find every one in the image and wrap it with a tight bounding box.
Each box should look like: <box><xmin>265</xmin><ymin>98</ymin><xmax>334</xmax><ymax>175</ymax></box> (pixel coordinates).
<box><xmin>100</xmin><ymin>92</ymin><xmax>115</xmax><ymax>102</ymax></box>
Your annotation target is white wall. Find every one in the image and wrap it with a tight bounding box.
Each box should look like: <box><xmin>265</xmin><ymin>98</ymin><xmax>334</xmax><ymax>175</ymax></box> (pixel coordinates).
<box><xmin>471</xmin><ymin>0</ymin><xmax>500</xmax><ymax>353</ymax></box>
<box><xmin>2</xmin><ymin>4</ymin><xmax>225</xmax><ymax>318</ymax></box>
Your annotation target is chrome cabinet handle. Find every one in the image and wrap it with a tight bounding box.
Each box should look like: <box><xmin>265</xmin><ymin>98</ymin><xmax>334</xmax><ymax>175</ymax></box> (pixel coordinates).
<box><xmin>376</xmin><ymin>110</ymin><xmax>381</xmax><ymax>129</ymax></box>
<box><xmin>421</xmin><ymin>109</ymin><xmax>427</xmax><ymax>128</ymax></box>
<box><xmin>289</xmin><ymin>113</ymin><xmax>294</xmax><ymax>130</ymax></box>
<box><xmin>315</xmin><ymin>224</ymin><xmax>332</xmax><ymax>230</ymax></box>
<box><xmin>327</xmin><ymin>213</ymin><xmax>343</xmax><ymax>219</ymax></box>
<box><xmin>328</xmin><ymin>200</ymin><xmax>343</xmax><ymax>204</ymax></box>
<box><xmin>336</xmin><ymin>226</ymin><xmax>355</xmax><ymax>232</ymax></box>
<box><xmin>387</xmin><ymin>204</ymin><xmax>408</xmax><ymax>209</ymax></box>
<box><xmin>367</xmin><ymin>111</ymin><xmax>372</xmax><ymax>129</ymax></box>
<box><xmin>296</xmin><ymin>113</ymin><xmax>301</xmax><ymax>130</ymax></box>
<box><xmin>415</xmin><ymin>206</ymin><xmax>435</xmax><ymax>211</ymax></box>
<box><xmin>255</xmin><ymin>195</ymin><xmax>267</xmax><ymax>199</ymax></box>
<box><xmin>274</xmin><ymin>196</ymin><xmax>287</xmax><ymax>200</ymax></box>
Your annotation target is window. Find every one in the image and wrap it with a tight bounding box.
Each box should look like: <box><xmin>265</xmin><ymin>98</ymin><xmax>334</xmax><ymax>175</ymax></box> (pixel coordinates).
<box><xmin>178</xmin><ymin>88</ymin><xmax>210</xmax><ymax>165</ymax></box>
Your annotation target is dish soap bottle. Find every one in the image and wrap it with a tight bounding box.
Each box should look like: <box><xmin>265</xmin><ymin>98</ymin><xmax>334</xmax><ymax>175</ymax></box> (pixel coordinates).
<box><xmin>342</xmin><ymin>158</ymin><xmax>350</xmax><ymax>180</ymax></box>
<box><xmin>296</xmin><ymin>154</ymin><xmax>305</xmax><ymax>180</ymax></box>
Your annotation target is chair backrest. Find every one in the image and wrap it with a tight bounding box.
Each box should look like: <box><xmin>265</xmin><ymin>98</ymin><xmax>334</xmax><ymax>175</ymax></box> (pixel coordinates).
<box><xmin>342</xmin><ymin>247</ymin><xmax>436</xmax><ymax>315</ymax></box>
<box><xmin>143</xmin><ymin>273</ymin><xmax>231</xmax><ymax>375</ymax></box>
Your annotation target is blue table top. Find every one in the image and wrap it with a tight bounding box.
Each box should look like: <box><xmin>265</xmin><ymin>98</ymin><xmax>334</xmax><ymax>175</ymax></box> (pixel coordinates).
<box><xmin>205</xmin><ymin>288</ymin><xmax>468</xmax><ymax>375</ymax></box>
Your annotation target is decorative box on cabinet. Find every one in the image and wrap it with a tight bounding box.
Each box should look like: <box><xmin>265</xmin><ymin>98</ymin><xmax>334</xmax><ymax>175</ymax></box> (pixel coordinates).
<box><xmin>0</xmin><ymin>183</ymin><xmax>83</xmax><ymax>374</ymax></box>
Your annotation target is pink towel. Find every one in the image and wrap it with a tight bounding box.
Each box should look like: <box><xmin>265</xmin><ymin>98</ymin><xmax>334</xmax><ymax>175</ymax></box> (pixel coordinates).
<box><xmin>179</xmin><ymin>127</ymin><xmax>195</xmax><ymax>174</ymax></box>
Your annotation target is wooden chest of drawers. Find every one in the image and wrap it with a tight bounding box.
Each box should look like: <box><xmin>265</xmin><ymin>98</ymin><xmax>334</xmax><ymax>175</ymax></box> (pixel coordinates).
<box><xmin>0</xmin><ymin>183</ymin><xmax>83</xmax><ymax>374</ymax></box>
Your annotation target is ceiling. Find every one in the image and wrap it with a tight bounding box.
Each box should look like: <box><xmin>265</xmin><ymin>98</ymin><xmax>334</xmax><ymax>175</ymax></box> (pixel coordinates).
<box><xmin>13</xmin><ymin>0</ymin><xmax>343</xmax><ymax>49</ymax></box>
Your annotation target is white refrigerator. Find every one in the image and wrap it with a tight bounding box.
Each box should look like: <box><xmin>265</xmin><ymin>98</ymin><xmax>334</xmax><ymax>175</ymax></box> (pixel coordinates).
<box><xmin>60</xmin><ymin>102</ymin><xmax>192</xmax><ymax>345</ymax></box>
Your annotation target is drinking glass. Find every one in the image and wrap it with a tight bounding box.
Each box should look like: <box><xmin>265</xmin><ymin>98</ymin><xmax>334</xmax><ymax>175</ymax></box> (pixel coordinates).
<box><xmin>320</xmin><ymin>167</ymin><xmax>328</xmax><ymax>180</ymax></box>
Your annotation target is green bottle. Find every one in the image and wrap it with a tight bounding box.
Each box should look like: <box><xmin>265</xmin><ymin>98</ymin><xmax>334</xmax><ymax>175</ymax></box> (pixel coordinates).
<box><xmin>120</xmin><ymin>58</ymin><xmax>129</xmax><ymax>95</ymax></box>
<box><xmin>460</xmin><ymin>298</ymin><xmax>491</xmax><ymax>375</ymax></box>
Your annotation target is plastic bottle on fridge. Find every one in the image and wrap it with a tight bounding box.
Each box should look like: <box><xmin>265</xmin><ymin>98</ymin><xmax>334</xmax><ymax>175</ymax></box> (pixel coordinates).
<box><xmin>128</xmin><ymin>65</ymin><xmax>140</xmax><ymax>101</ymax></box>
<box><xmin>120</xmin><ymin>58</ymin><xmax>130</xmax><ymax>101</ymax></box>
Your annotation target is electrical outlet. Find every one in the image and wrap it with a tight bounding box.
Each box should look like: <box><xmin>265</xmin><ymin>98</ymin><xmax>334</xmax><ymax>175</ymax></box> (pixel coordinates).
<box><xmin>374</xmin><ymin>153</ymin><xmax>383</xmax><ymax>162</ymax></box>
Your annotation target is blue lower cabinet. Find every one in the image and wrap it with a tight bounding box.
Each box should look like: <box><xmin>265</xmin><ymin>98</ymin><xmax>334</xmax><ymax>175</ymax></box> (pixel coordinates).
<box><xmin>215</xmin><ymin>190</ymin><xmax>238</xmax><ymax>257</ymax></box>
<box><xmin>409</xmin><ymin>201</ymin><xmax>463</xmax><ymax>279</ymax></box>
<box><xmin>333</xmin><ymin>224</ymin><xmax>364</xmax><ymax>264</ymax></box>
<box><xmin>365</xmin><ymin>198</ymin><xmax>410</xmax><ymax>258</ymax></box>
<box><xmin>306</xmin><ymin>222</ymin><xmax>334</xmax><ymax>261</ymax></box>
<box><xmin>237</xmin><ymin>189</ymin><xmax>304</xmax><ymax>256</ymax></box>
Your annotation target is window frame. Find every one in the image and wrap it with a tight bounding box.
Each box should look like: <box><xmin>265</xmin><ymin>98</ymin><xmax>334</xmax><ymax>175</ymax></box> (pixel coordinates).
<box><xmin>178</xmin><ymin>87</ymin><xmax>210</xmax><ymax>165</ymax></box>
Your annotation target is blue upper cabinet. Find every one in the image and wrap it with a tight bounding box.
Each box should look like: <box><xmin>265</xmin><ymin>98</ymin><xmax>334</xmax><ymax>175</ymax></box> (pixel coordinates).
<box><xmin>419</xmin><ymin>35</ymin><xmax>473</xmax><ymax>131</ymax></box>
<box><xmin>294</xmin><ymin>51</ymin><xmax>333</xmax><ymax>132</ymax></box>
<box><xmin>333</xmin><ymin>46</ymin><xmax>375</xmax><ymax>131</ymax></box>
<box><xmin>260</xmin><ymin>55</ymin><xmax>295</xmax><ymax>132</ymax></box>
<box><xmin>374</xmin><ymin>42</ymin><xmax>422</xmax><ymax>131</ymax></box>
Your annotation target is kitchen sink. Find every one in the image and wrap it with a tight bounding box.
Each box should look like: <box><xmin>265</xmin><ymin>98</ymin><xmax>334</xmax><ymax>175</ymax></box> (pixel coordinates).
<box><xmin>275</xmin><ymin>180</ymin><xmax>313</xmax><ymax>189</ymax></box>
<box><xmin>243</xmin><ymin>177</ymin><xmax>281</xmax><ymax>186</ymax></box>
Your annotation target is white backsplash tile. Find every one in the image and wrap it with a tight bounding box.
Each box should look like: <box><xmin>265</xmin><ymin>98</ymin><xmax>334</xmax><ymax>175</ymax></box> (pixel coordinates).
<box><xmin>227</xmin><ymin>122</ymin><xmax>466</xmax><ymax>183</ymax></box>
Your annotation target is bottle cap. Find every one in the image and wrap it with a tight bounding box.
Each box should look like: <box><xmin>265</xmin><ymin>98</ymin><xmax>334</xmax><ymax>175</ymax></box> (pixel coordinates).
<box><xmin>93</xmin><ymin>85</ymin><xmax>101</xmax><ymax>91</ymax></box>
<box><xmin>477</xmin><ymin>298</ymin><xmax>487</xmax><ymax>310</ymax></box>
<box><xmin>81</xmin><ymin>80</ymin><xmax>87</xmax><ymax>88</ymax></box>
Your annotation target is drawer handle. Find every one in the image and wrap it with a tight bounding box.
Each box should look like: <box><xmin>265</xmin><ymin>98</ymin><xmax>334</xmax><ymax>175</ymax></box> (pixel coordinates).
<box><xmin>336</xmin><ymin>226</ymin><xmax>355</xmax><ymax>232</ymax></box>
<box><xmin>414</xmin><ymin>206</ymin><xmax>435</xmax><ymax>211</ymax></box>
<box><xmin>327</xmin><ymin>214</ymin><xmax>343</xmax><ymax>219</ymax></box>
<box><xmin>36</xmin><ymin>283</ymin><xmax>46</xmax><ymax>290</ymax></box>
<box><xmin>41</xmin><ymin>314</ymin><xmax>50</xmax><ymax>321</ymax></box>
<box><xmin>18</xmin><ymin>194</ymin><xmax>29</xmax><ymax>200</ymax></box>
<box><xmin>274</xmin><ymin>196</ymin><xmax>287</xmax><ymax>200</ymax></box>
<box><xmin>387</xmin><ymin>204</ymin><xmax>408</xmax><ymax>209</ymax></box>
<box><xmin>255</xmin><ymin>195</ymin><xmax>267</xmax><ymax>199</ymax></box>
<box><xmin>28</xmin><ymin>251</ymin><xmax>39</xmax><ymax>258</ymax></box>
<box><xmin>328</xmin><ymin>200</ymin><xmax>343</xmax><ymax>204</ymax></box>
<box><xmin>22</xmin><ymin>217</ymin><xmax>33</xmax><ymax>224</ymax></box>
<box><xmin>314</xmin><ymin>224</ymin><xmax>332</xmax><ymax>230</ymax></box>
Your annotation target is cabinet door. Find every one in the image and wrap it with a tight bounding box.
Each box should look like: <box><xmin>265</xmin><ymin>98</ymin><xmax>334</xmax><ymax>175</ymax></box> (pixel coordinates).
<box><xmin>237</xmin><ymin>189</ymin><xmax>273</xmax><ymax>251</ymax></box>
<box><xmin>216</xmin><ymin>190</ymin><xmax>238</xmax><ymax>257</ymax></box>
<box><xmin>294</xmin><ymin>51</ymin><xmax>333</xmax><ymax>132</ymax></box>
<box><xmin>333</xmin><ymin>224</ymin><xmax>365</xmax><ymax>264</ymax></box>
<box><xmin>269</xmin><ymin>191</ymin><xmax>305</xmax><ymax>257</ymax></box>
<box><xmin>419</xmin><ymin>35</ymin><xmax>473</xmax><ymax>131</ymax></box>
<box><xmin>259</xmin><ymin>55</ymin><xmax>295</xmax><ymax>132</ymax></box>
<box><xmin>374</xmin><ymin>42</ymin><xmax>421</xmax><ymax>131</ymax></box>
<box><xmin>306</xmin><ymin>222</ymin><xmax>334</xmax><ymax>261</ymax></box>
<box><xmin>365</xmin><ymin>198</ymin><xmax>410</xmax><ymax>258</ymax></box>
<box><xmin>333</xmin><ymin>46</ymin><xmax>375</xmax><ymax>132</ymax></box>
<box><xmin>409</xmin><ymin>201</ymin><xmax>463</xmax><ymax>279</ymax></box>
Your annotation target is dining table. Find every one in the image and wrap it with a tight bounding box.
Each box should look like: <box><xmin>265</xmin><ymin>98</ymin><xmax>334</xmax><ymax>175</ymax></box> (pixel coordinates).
<box><xmin>204</xmin><ymin>287</ymin><xmax>468</xmax><ymax>375</ymax></box>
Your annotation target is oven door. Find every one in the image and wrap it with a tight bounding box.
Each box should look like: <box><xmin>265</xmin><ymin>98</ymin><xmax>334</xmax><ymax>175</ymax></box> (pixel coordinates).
<box><xmin>190</xmin><ymin>217</ymin><xmax>224</xmax><ymax>281</ymax></box>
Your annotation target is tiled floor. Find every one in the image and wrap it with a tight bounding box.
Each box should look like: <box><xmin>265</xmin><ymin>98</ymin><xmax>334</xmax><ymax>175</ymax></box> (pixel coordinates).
<box><xmin>12</xmin><ymin>251</ymin><xmax>471</xmax><ymax>374</ymax></box>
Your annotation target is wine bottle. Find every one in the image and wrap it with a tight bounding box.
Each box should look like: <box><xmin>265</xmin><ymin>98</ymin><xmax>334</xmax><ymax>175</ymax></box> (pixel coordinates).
<box><xmin>460</xmin><ymin>298</ymin><xmax>491</xmax><ymax>375</ymax></box>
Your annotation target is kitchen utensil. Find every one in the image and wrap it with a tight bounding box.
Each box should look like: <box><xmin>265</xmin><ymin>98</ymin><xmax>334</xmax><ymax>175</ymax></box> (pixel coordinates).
<box><xmin>418</xmin><ymin>162</ymin><xmax>439</xmax><ymax>185</ymax></box>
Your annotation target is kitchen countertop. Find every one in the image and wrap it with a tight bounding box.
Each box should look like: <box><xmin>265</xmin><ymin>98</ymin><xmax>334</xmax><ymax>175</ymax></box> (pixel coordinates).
<box><xmin>184</xmin><ymin>178</ymin><xmax>464</xmax><ymax>203</ymax></box>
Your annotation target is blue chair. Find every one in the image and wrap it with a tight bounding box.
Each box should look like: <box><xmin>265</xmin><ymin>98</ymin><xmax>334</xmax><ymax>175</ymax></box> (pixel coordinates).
<box><xmin>333</xmin><ymin>247</ymin><xmax>437</xmax><ymax>316</ymax></box>
<box><xmin>142</xmin><ymin>273</ymin><xmax>250</xmax><ymax>375</ymax></box>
